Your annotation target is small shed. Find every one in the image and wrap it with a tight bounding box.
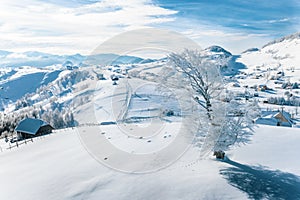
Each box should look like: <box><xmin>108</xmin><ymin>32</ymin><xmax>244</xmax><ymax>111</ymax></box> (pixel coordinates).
<box><xmin>15</xmin><ymin>118</ymin><xmax>54</xmax><ymax>139</ymax></box>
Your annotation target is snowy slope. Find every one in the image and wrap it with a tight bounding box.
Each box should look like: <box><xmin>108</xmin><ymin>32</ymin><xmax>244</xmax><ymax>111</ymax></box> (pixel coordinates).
<box><xmin>0</xmin><ymin>67</ymin><xmax>63</xmax><ymax>104</ymax></box>
<box><xmin>0</xmin><ymin>125</ymin><xmax>299</xmax><ymax>200</ymax></box>
<box><xmin>238</xmin><ymin>32</ymin><xmax>300</xmax><ymax>71</ymax></box>
<box><xmin>223</xmin><ymin>33</ymin><xmax>300</xmax><ymax>128</ymax></box>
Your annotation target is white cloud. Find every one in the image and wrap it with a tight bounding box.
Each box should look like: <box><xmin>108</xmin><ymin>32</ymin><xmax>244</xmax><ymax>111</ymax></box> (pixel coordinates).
<box><xmin>267</xmin><ymin>18</ymin><xmax>290</xmax><ymax>24</ymax></box>
<box><xmin>0</xmin><ymin>0</ymin><xmax>177</xmax><ymax>54</ymax></box>
<box><xmin>1</xmin><ymin>0</ymin><xmax>294</xmax><ymax>55</ymax></box>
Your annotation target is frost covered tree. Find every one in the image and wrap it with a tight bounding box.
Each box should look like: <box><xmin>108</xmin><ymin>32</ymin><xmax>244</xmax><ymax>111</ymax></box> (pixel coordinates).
<box><xmin>211</xmin><ymin>100</ymin><xmax>259</xmax><ymax>154</ymax></box>
<box><xmin>168</xmin><ymin>49</ymin><xmax>259</xmax><ymax>159</ymax></box>
<box><xmin>168</xmin><ymin>50</ymin><xmax>225</xmax><ymax>120</ymax></box>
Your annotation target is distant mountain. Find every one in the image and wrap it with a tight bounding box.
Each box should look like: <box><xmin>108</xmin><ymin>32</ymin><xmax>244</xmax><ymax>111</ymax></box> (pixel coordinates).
<box><xmin>0</xmin><ymin>51</ymin><xmax>85</xmax><ymax>68</ymax></box>
<box><xmin>83</xmin><ymin>53</ymin><xmax>152</xmax><ymax>66</ymax></box>
<box><xmin>204</xmin><ymin>45</ymin><xmax>232</xmax><ymax>58</ymax></box>
<box><xmin>139</xmin><ymin>58</ymin><xmax>157</xmax><ymax>64</ymax></box>
<box><xmin>241</xmin><ymin>48</ymin><xmax>259</xmax><ymax>54</ymax></box>
<box><xmin>0</xmin><ymin>50</ymin><xmax>12</xmax><ymax>58</ymax></box>
<box><xmin>0</xmin><ymin>51</ymin><xmax>153</xmax><ymax>68</ymax></box>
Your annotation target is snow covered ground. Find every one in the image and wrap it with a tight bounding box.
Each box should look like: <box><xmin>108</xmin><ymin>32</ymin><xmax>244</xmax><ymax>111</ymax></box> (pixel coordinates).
<box><xmin>0</xmin><ymin>125</ymin><xmax>299</xmax><ymax>200</ymax></box>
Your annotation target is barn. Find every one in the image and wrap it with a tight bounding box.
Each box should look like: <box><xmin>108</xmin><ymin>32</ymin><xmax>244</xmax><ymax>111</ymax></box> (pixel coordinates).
<box><xmin>15</xmin><ymin>118</ymin><xmax>54</xmax><ymax>139</ymax></box>
<box><xmin>256</xmin><ymin>111</ymin><xmax>293</xmax><ymax>127</ymax></box>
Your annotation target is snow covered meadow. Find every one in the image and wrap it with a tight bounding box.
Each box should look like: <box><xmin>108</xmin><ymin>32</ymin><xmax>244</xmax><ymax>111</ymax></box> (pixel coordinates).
<box><xmin>0</xmin><ymin>125</ymin><xmax>299</xmax><ymax>200</ymax></box>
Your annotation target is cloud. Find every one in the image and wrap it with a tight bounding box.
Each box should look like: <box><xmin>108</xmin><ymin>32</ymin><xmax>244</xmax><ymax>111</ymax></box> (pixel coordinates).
<box><xmin>0</xmin><ymin>0</ymin><xmax>177</xmax><ymax>54</ymax></box>
<box><xmin>1</xmin><ymin>0</ymin><xmax>299</xmax><ymax>55</ymax></box>
<box><xmin>267</xmin><ymin>18</ymin><xmax>290</xmax><ymax>24</ymax></box>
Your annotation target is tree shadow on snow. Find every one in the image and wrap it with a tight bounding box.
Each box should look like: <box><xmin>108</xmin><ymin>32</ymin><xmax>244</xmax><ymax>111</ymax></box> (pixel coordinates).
<box><xmin>220</xmin><ymin>159</ymin><xmax>300</xmax><ymax>200</ymax></box>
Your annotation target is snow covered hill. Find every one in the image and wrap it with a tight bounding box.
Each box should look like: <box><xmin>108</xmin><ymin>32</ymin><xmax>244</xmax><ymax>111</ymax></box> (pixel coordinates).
<box><xmin>0</xmin><ymin>125</ymin><xmax>299</xmax><ymax>200</ymax></box>
<box><xmin>205</xmin><ymin>45</ymin><xmax>232</xmax><ymax>58</ymax></box>
<box><xmin>0</xmin><ymin>51</ymin><xmax>156</xmax><ymax>113</ymax></box>
<box><xmin>238</xmin><ymin>32</ymin><xmax>300</xmax><ymax>72</ymax></box>
<box><xmin>0</xmin><ymin>67</ymin><xmax>63</xmax><ymax>105</ymax></box>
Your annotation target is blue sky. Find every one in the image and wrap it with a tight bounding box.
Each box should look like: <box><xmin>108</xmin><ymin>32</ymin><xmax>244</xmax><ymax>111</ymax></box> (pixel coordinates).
<box><xmin>155</xmin><ymin>0</ymin><xmax>300</xmax><ymax>52</ymax></box>
<box><xmin>0</xmin><ymin>0</ymin><xmax>299</xmax><ymax>55</ymax></box>
<box><xmin>156</xmin><ymin>0</ymin><xmax>299</xmax><ymax>35</ymax></box>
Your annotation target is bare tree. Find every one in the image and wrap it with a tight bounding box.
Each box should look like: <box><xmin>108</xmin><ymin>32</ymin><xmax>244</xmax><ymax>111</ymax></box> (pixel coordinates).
<box><xmin>168</xmin><ymin>50</ymin><xmax>224</xmax><ymax>120</ymax></box>
<box><xmin>168</xmin><ymin>49</ymin><xmax>259</xmax><ymax>159</ymax></box>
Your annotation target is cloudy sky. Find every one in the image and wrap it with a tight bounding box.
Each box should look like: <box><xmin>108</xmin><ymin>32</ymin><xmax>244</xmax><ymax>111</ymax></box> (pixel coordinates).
<box><xmin>0</xmin><ymin>0</ymin><xmax>299</xmax><ymax>55</ymax></box>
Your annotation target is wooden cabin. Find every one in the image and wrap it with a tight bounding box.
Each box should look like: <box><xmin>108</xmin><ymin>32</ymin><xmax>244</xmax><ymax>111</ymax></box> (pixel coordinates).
<box><xmin>15</xmin><ymin>118</ymin><xmax>54</xmax><ymax>139</ymax></box>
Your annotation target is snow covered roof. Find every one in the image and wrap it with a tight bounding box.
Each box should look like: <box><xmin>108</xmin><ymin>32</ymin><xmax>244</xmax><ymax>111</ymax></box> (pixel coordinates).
<box><xmin>15</xmin><ymin>118</ymin><xmax>50</xmax><ymax>135</ymax></box>
<box><xmin>260</xmin><ymin>111</ymin><xmax>291</xmax><ymax>120</ymax></box>
<box><xmin>256</xmin><ymin>117</ymin><xmax>278</xmax><ymax>126</ymax></box>
<box><xmin>256</xmin><ymin>110</ymin><xmax>293</xmax><ymax>127</ymax></box>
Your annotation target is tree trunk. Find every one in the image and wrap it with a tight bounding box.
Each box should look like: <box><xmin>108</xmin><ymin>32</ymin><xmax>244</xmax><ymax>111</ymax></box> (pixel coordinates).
<box><xmin>213</xmin><ymin>151</ymin><xmax>225</xmax><ymax>159</ymax></box>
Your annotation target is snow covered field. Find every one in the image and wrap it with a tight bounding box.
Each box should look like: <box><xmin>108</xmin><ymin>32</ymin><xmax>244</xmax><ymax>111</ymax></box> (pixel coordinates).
<box><xmin>0</xmin><ymin>125</ymin><xmax>299</xmax><ymax>200</ymax></box>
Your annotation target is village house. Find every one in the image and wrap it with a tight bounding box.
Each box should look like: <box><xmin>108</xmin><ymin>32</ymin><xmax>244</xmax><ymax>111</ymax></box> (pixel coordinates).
<box><xmin>256</xmin><ymin>110</ymin><xmax>293</xmax><ymax>127</ymax></box>
<box><xmin>15</xmin><ymin>118</ymin><xmax>54</xmax><ymax>139</ymax></box>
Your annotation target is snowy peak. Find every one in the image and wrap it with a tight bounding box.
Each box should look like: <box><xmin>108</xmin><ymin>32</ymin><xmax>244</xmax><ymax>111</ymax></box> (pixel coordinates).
<box><xmin>205</xmin><ymin>45</ymin><xmax>232</xmax><ymax>57</ymax></box>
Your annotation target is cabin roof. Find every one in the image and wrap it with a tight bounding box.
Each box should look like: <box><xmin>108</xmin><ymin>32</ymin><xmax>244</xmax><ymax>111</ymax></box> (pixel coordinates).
<box><xmin>15</xmin><ymin>118</ymin><xmax>50</xmax><ymax>135</ymax></box>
